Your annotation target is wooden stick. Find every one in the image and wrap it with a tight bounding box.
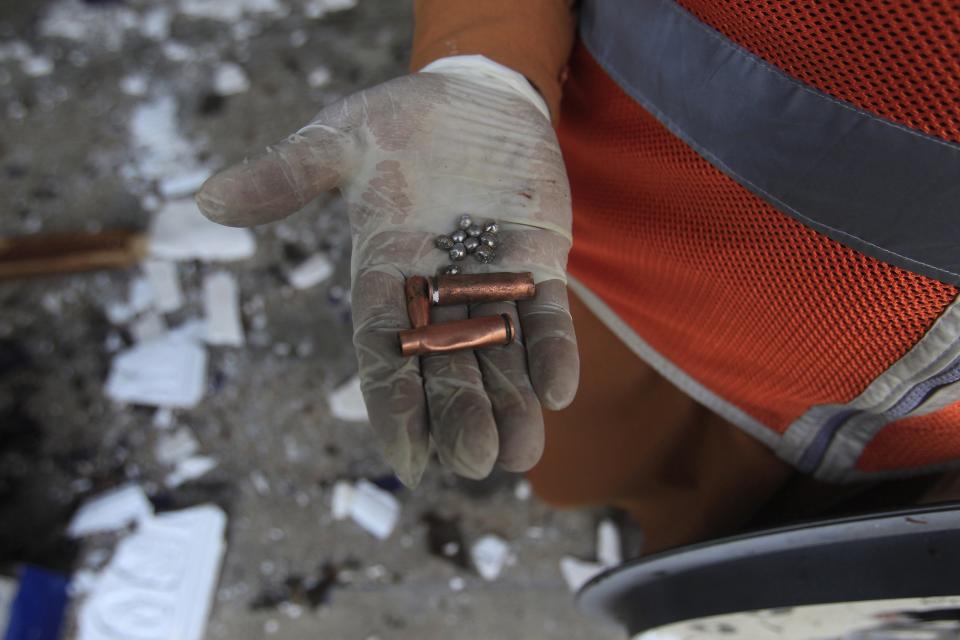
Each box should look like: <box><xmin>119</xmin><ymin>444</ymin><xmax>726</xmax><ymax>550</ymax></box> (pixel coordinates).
<box><xmin>0</xmin><ymin>230</ymin><xmax>149</xmax><ymax>279</ymax></box>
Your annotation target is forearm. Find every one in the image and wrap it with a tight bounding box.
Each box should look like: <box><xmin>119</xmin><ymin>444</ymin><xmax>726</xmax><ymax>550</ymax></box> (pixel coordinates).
<box><xmin>410</xmin><ymin>0</ymin><xmax>576</xmax><ymax>121</ymax></box>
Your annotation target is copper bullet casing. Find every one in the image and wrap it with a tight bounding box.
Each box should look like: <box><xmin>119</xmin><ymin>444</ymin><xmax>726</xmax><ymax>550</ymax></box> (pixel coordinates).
<box><xmin>404</xmin><ymin>275</ymin><xmax>431</xmax><ymax>329</ymax></box>
<box><xmin>398</xmin><ymin>314</ymin><xmax>515</xmax><ymax>357</ymax></box>
<box><xmin>431</xmin><ymin>272</ymin><xmax>535</xmax><ymax>306</ymax></box>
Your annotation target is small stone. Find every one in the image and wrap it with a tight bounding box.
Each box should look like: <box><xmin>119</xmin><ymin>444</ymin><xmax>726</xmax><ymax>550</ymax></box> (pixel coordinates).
<box><xmin>435</xmin><ymin>235</ymin><xmax>455</xmax><ymax>251</ymax></box>
<box><xmin>449</xmin><ymin>244</ymin><xmax>467</xmax><ymax>261</ymax></box>
<box><xmin>451</xmin><ymin>229</ymin><xmax>467</xmax><ymax>244</ymax></box>
<box><xmin>483</xmin><ymin>220</ymin><xmax>499</xmax><ymax>234</ymax></box>
<box><xmin>464</xmin><ymin>237</ymin><xmax>481</xmax><ymax>253</ymax></box>
<box><xmin>474</xmin><ymin>246</ymin><xmax>495</xmax><ymax>264</ymax></box>
<box><xmin>443</xmin><ymin>265</ymin><xmax>462</xmax><ymax>275</ymax></box>
<box><xmin>458</xmin><ymin>214</ymin><xmax>473</xmax><ymax>230</ymax></box>
<box><xmin>466</xmin><ymin>224</ymin><xmax>483</xmax><ymax>238</ymax></box>
<box><xmin>479</xmin><ymin>232</ymin><xmax>498</xmax><ymax>249</ymax></box>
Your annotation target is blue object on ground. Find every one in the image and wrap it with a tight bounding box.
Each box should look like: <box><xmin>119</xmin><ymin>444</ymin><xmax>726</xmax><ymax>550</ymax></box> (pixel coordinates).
<box><xmin>3</xmin><ymin>566</ymin><xmax>69</xmax><ymax>640</ymax></box>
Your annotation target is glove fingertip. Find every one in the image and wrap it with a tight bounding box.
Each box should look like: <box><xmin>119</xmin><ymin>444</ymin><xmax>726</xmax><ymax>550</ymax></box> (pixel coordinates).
<box><xmin>531</xmin><ymin>345</ymin><xmax>580</xmax><ymax>411</ymax></box>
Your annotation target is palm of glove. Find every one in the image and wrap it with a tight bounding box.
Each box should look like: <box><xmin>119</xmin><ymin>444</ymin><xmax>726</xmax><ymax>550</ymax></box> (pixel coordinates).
<box><xmin>197</xmin><ymin>70</ymin><xmax>579</xmax><ymax>486</ymax></box>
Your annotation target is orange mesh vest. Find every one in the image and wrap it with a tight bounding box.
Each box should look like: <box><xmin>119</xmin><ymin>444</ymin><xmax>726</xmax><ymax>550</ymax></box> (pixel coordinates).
<box><xmin>560</xmin><ymin>0</ymin><xmax>960</xmax><ymax>479</ymax></box>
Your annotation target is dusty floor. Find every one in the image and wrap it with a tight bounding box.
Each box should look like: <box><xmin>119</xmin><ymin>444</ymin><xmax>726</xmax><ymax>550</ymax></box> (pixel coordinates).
<box><xmin>0</xmin><ymin>1</ymin><xmax>624</xmax><ymax>638</ymax></box>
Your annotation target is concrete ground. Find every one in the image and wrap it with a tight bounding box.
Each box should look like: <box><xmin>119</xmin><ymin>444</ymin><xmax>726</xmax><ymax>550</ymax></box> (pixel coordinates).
<box><xmin>0</xmin><ymin>1</ymin><xmax>625</xmax><ymax>638</ymax></box>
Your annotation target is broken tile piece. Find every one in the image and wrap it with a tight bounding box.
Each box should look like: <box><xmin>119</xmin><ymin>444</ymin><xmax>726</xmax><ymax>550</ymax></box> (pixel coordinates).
<box><xmin>596</xmin><ymin>519</ymin><xmax>622</xmax><ymax>568</ymax></box>
<box><xmin>350</xmin><ymin>480</ymin><xmax>399</xmax><ymax>540</ymax></box>
<box><xmin>559</xmin><ymin>556</ymin><xmax>606</xmax><ymax>593</ymax></box>
<box><xmin>105</xmin><ymin>335</ymin><xmax>207</xmax><ymax>408</ymax></box>
<box><xmin>328</xmin><ymin>375</ymin><xmax>367</xmax><ymax>422</ymax></box>
<box><xmin>144</xmin><ymin>259</ymin><xmax>183</xmax><ymax>313</ymax></box>
<box><xmin>77</xmin><ymin>504</ymin><xmax>226</xmax><ymax>640</ymax></box>
<box><xmin>288</xmin><ymin>254</ymin><xmax>334</xmax><ymax>290</ymax></box>
<box><xmin>68</xmin><ymin>485</ymin><xmax>153</xmax><ymax>538</ymax></box>
<box><xmin>330</xmin><ymin>481</ymin><xmax>354</xmax><ymax>520</ymax></box>
<box><xmin>332</xmin><ymin>480</ymin><xmax>399</xmax><ymax>540</ymax></box>
<box><xmin>155</xmin><ymin>427</ymin><xmax>199</xmax><ymax>466</ymax></box>
<box><xmin>213</xmin><ymin>62</ymin><xmax>250</xmax><ymax>95</ymax></box>
<box><xmin>203</xmin><ymin>272</ymin><xmax>244</xmax><ymax>346</ymax></box>
<box><xmin>165</xmin><ymin>455</ymin><xmax>218</xmax><ymax>488</ymax></box>
<box><xmin>149</xmin><ymin>199</ymin><xmax>255</xmax><ymax>262</ymax></box>
<box><xmin>470</xmin><ymin>535</ymin><xmax>509</xmax><ymax>581</ymax></box>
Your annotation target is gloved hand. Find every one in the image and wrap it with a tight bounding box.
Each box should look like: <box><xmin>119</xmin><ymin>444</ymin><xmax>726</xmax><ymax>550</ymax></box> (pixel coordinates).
<box><xmin>196</xmin><ymin>56</ymin><xmax>578</xmax><ymax>487</ymax></box>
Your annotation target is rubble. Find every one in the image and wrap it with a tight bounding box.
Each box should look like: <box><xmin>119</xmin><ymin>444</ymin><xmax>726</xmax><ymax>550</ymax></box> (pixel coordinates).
<box><xmin>213</xmin><ymin>62</ymin><xmax>251</xmax><ymax>96</ymax></box>
<box><xmin>203</xmin><ymin>272</ymin><xmax>245</xmax><ymax>347</ymax></box>
<box><xmin>76</xmin><ymin>505</ymin><xmax>227</xmax><ymax>640</ymax></box>
<box><xmin>470</xmin><ymin>535</ymin><xmax>510</xmax><ymax>581</ymax></box>
<box><xmin>105</xmin><ymin>331</ymin><xmax>207</xmax><ymax>408</ymax></box>
<box><xmin>67</xmin><ymin>485</ymin><xmax>153</xmax><ymax>538</ymax></box>
<box><xmin>330</xmin><ymin>480</ymin><xmax>400</xmax><ymax>540</ymax></box>
<box><xmin>596</xmin><ymin>519</ymin><xmax>622</xmax><ymax>568</ymax></box>
<box><xmin>155</xmin><ymin>428</ymin><xmax>200</xmax><ymax>466</ymax></box>
<box><xmin>165</xmin><ymin>455</ymin><xmax>218</xmax><ymax>488</ymax></box>
<box><xmin>328</xmin><ymin>375</ymin><xmax>368</xmax><ymax>421</ymax></box>
<box><xmin>288</xmin><ymin>254</ymin><xmax>334</xmax><ymax>290</ymax></box>
<box><xmin>149</xmin><ymin>200</ymin><xmax>256</xmax><ymax>262</ymax></box>
<box><xmin>143</xmin><ymin>260</ymin><xmax>183</xmax><ymax>313</ymax></box>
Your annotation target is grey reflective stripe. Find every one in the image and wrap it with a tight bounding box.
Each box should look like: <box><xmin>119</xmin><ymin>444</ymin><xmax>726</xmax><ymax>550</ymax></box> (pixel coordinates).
<box><xmin>781</xmin><ymin>296</ymin><xmax>960</xmax><ymax>481</ymax></box>
<box><xmin>580</xmin><ymin>0</ymin><xmax>960</xmax><ymax>285</ymax></box>
<box><xmin>566</xmin><ymin>276</ymin><xmax>782</xmax><ymax>452</ymax></box>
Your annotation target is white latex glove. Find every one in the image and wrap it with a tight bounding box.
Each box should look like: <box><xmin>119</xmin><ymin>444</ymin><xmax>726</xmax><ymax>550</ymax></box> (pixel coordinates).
<box><xmin>196</xmin><ymin>56</ymin><xmax>578</xmax><ymax>486</ymax></box>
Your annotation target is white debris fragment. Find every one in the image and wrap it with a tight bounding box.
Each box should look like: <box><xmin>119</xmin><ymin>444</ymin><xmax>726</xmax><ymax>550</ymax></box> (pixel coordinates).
<box><xmin>143</xmin><ymin>259</ymin><xmax>183</xmax><ymax>313</ymax></box>
<box><xmin>179</xmin><ymin>0</ymin><xmax>288</xmax><ymax>21</ymax></box>
<box><xmin>559</xmin><ymin>556</ymin><xmax>606</xmax><ymax>593</ymax></box>
<box><xmin>213</xmin><ymin>62</ymin><xmax>250</xmax><ymax>95</ymax></box>
<box><xmin>140</xmin><ymin>7</ymin><xmax>172</xmax><ymax>40</ymax></box>
<box><xmin>68</xmin><ymin>485</ymin><xmax>153</xmax><ymax>538</ymax></box>
<box><xmin>332</xmin><ymin>480</ymin><xmax>399</xmax><ymax>539</ymax></box>
<box><xmin>21</xmin><ymin>55</ymin><xmax>54</xmax><ymax>77</ymax></box>
<box><xmin>448</xmin><ymin>576</ymin><xmax>465</xmax><ymax>592</ymax></box>
<box><xmin>40</xmin><ymin>0</ymin><xmax>140</xmax><ymax>50</ymax></box>
<box><xmin>159</xmin><ymin>168</ymin><xmax>212</xmax><ymax>199</ymax></box>
<box><xmin>105</xmin><ymin>334</ymin><xmax>207</xmax><ymax>408</ymax></box>
<box><xmin>514</xmin><ymin>479</ymin><xmax>532</xmax><ymax>501</ymax></box>
<box><xmin>331</xmin><ymin>481</ymin><xmax>354</xmax><ymax>520</ymax></box>
<box><xmin>350</xmin><ymin>480</ymin><xmax>399</xmax><ymax>540</ymax></box>
<box><xmin>155</xmin><ymin>427</ymin><xmax>200</xmax><ymax>465</ymax></box>
<box><xmin>150</xmin><ymin>199</ymin><xmax>256</xmax><ymax>262</ymax></box>
<box><xmin>329</xmin><ymin>375</ymin><xmax>368</xmax><ymax>422</ymax></box>
<box><xmin>324</xmin><ymin>0</ymin><xmax>358</xmax><ymax>12</ymax></box>
<box><xmin>307</xmin><ymin>66</ymin><xmax>332</xmax><ymax>88</ymax></box>
<box><xmin>250</xmin><ymin>470</ymin><xmax>271</xmax><ymax>495</ymax></box>
<box><xmin>165</xmin><ymin>455</ymin><xmax>218</xmax><ymax>488</ymax></box>
<box><xmin>203</xmin><ymin>272</ymin><xmax>245</xmax><ymax>346</ymax></box>
<box><xmin>106</xmin><ymin>276</ymin><xmax>153</xmax><ymax>325</ymax></box>
<box><xmin>162</xmin><ymin>41</ymin><xmax>193</xmax><ymax>62</ymax></box>
<box><xmin>77</xmin><ymin>505</ymin><xmax>227</xmax><ymax>640</ymax></box>
<box><xmin>119</xmin><ymin>73</ymin><xmax>149</xmax><ymax>96</ymax></box>
<box><xmin>289</xmin><ymin>253</ymin><xmax>333</xmax><ymax>289</ymax></box>
<box><xmin>130</xmin><ymin>310</ymin><xmax>167</xmax><ymax>343</ymax></box>
<box><xmin>470</xmin><ymin>535</ymin><xmax>510</xmax><ymax>581</ymax></box>
<box><xmin>153</xmin><ymin>407</ymin><xmax>175</xmax><ymax>429</ymax></box>
<box><xmin>596</xmin><ymin>520</ymin><xmax>622</xmax><ymax>568</ymax></box>
<box><xmin>129</xmin><ymin>96</ymin><xmax>198</xmax><ymax>182</ymax></box>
